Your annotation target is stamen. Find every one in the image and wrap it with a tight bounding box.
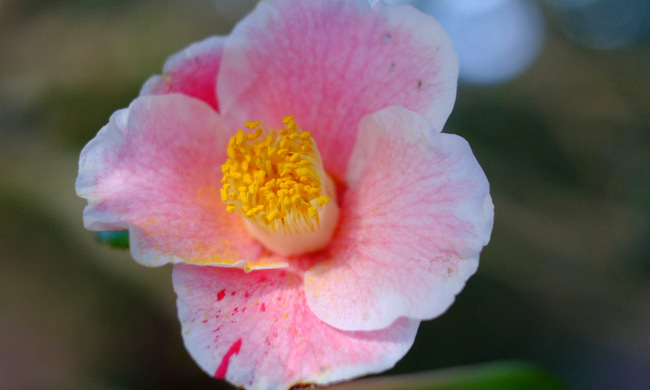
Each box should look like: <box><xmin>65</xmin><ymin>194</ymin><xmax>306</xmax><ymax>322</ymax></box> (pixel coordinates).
<box><xmin>220</xmin><ymin>116</ymin><xmax>339</xmax><ymax>256</ymax></box>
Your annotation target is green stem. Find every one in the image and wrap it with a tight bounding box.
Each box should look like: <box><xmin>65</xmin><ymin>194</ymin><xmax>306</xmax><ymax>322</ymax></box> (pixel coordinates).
<box><xmin>322</xmin><ymin>361</ymin><xmax>566</xmax><ymax>390</ymax></box>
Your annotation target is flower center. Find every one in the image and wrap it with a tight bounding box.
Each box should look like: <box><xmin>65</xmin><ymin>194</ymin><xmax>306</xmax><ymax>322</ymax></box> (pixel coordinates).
<box><xmin>220</xmin><ymin>116</ymin><xmax>339</xmax><ymax>256</ymax></box>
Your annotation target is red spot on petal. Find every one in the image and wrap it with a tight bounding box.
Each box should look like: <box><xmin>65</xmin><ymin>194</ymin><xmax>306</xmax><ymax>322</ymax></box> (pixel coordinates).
<box><xmin>217</xmin><ymin>289</ymin><xmax>226</xmax><ymax>301</ymax></box>
<box><xmin>231</xmin><ymin>291</ymin><xmax>236</xmax><ymax>296</ymax></box>
<box><xmin>214</xmin><ymin>338</ymin><xmax>242</xmax><ymax>379</ymax></box>
<box><xmin>244</xmin><ymin>291</ymin><xmax>250</xmax><ymax>298</ymax></box>
<box><xmin>260</xmin><ymin>303</ymin><xmax>266</xmax><ymax>312</ymax></box>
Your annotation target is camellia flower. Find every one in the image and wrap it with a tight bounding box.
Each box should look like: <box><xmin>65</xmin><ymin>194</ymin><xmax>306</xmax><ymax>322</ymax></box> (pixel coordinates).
<box><xmin>76</xmin><ymin>0</ymin><xmax>494</xmax><ymax>389</ymax></box>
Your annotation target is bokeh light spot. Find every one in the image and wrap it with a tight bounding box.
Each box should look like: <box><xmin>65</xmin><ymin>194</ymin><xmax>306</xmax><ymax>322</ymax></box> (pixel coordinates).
<box><xmin>416</xmin><ymin>0</ymin><xmax>546</xmax><ymax>85</ymax></box>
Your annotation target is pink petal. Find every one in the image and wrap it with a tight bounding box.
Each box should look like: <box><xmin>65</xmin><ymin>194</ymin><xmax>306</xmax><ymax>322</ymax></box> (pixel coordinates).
<box><xmin>173</xmin><ymin>263</ymin><xmax>418</xmax><ymax>390</ymax></box>
<box><xmin>76</xmin><ymin>94</ymin><xmax>287</xmax><ymax>270</ymax></box>
<box><xmin>141</xmin><ymin>36</ymin><xmax>227</xmax><ymax>111</ymax></box>
<box><xmin>305</xmin><ymin>106</ymin><xmax>494</xmax><ymax>331</ymax></box>
<box><xmin>218</xmin><ymin>0</ymin><xmax>458</xmax><ymax>180</ymax></box>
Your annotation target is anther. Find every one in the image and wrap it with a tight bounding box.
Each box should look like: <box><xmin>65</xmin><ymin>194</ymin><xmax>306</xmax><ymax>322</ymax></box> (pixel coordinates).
<box><xmin>220</xmin><ymin>116</ymin><xmax>339</xmax><ymax>256</ymax></box>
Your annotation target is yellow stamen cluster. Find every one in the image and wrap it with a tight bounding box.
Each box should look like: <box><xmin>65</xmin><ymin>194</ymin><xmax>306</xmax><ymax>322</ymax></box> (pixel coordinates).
<box><xmin>220</xmin><ymin>116</ymin><xmax>330</xmax><ymax>233</ymax></box>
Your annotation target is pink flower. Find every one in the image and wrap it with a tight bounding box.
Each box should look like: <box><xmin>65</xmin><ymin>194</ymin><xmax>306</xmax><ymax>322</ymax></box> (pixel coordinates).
<box><xmin>76</xmin><ymin>0</ymin><xmax>493</xmax><ymax>389</ymax></box>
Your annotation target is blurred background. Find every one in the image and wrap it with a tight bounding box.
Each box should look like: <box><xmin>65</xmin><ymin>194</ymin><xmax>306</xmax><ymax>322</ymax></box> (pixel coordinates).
<box><xmin>1</xmin><ymin>0</ymin><xmax>648</xmax><ymax>389</ymax></box>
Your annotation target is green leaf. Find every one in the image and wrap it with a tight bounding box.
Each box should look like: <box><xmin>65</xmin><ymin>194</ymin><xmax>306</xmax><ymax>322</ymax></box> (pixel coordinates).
<box><xmin>323</xmin><ymin>361</ymin><xmax>566</xmax><ymax>390</ymax></box>
<box><xmin>96</xmin><ymin>230</ymin><xmax>129</xmax><ymax>249</ymax></box>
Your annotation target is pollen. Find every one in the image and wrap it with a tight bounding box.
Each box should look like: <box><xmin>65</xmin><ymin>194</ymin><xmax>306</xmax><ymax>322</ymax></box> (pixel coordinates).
<box><xmin>220</xmin><ymin>116</ymin><xmax>333</xmax><ymax>237</ymax></box>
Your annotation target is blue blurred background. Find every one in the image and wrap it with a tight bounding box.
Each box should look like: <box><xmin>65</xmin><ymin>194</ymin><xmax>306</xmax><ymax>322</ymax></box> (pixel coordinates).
<box><xmin>1</xmin><ymin>0</ymin><xmax>649</xmax><ymax>389</ymax></box>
